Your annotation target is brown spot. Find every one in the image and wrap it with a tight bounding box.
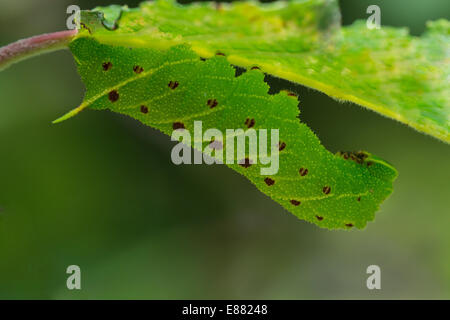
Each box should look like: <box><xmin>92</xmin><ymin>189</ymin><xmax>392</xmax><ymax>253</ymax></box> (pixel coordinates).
<box><xmin>345</xmin><ymin>223</ymin><xmax>354</xmax><ymax>228</ymax></box>
<box><xmin>172</xmin><ymin>122</ymin><xmax>185</xmax><ymax>130</ymax></box>
<box><xmin>316</xmin><ymin>215</ymin><xmax>324</xmax><ymax>221</ymax></box>
<box><xmin>102</xmin><ymin>62</ymin><xmax>112</xmax><ymax>71</ymax></box>
<box><xmin>239</xmin><ymin>158</ymin><xmax>252</xmax><ymax>168</ymax></box>
<box><xmin>108</xmin><ymin>90</ymin><xmax>119</xmax><ymax>102</ymax></box>
<box><xmin>216</xmin><ymin>52</ymin><xmax>226</xmax><ymax>56</ymax></box>
<box><xmin>322</xmin><ymin>186</ymin><xmax>331</xmax><ymax>194</ymax></box>
<box><xmin>209</xmin><ymin>140</ymin><xmax>223</xmax><ymax>150</ymax></box>
<box><xmin>290</xmin><ymin>200</ymin><xmax>301</xmax><ymax>206</ymax></box>
<box><xmin>357</xmin><ymin>197</ymin><xmax>361</xmax><ymax>202</ymax></box>
<box><xmin>168</xmin><ymin>81</ymin><xmax>179</xmax><ymax>89</ymax></box>
<box><xmin>207</xmin><ymin>99</ymin><xmax>218</xmax><ymax>109</ymax></box>
<box><xmin>299</xmin><ymin>168</ymin><xmax>308</xmax><ymax>176</ymax></box>
<box><xmin>287</xmin><ymin>92</ymin><xmax>297</xmax><ymax>97</ymax></box>
<box><xmin>245</xmin><ymin>118</ymin><xmax>255</xmax><ymax>128</ymax></box>
<box><xmin>251</xmin><ymin>66</ymin><xmax>260</xmax><ymax>70</ymax></box>
<box><xmin>140</xmin><ymin>105</ymin><xmax>148</xmax><ymax>114</ymax></box>
<box><xmin>357</xmin><ymin>151</ymin><xmax>369</xmax><ymax>160</ymax></box>
<box><xmin>367</xmin><ymin>161</ymin><xmax>373</xmax><ymax>167</ymax></box>
<box><xmin>264</xmin><ymin>178</ymin><xmax>275</xmax><ymax>186</ymax></box>
<box><xmin>278</xmin><ymin>142</ymin><xmax>286</xmax><ymax>151</ymax></box>
<box><xmin>80</xmin><ymin>22</ymin><xmax>92</xmax><ymax>34</ymax></box>
<box><xmin>133</xmin><ymin>65</ymin><xmax>144</xmax><ymax>74</ymax></box>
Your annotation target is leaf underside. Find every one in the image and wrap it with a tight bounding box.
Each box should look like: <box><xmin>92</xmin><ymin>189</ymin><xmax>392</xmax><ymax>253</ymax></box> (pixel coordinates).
<box><xmin>65</xmin><ymin>0</ymin><xmax>450</xmax><ymax>230</ymax></box>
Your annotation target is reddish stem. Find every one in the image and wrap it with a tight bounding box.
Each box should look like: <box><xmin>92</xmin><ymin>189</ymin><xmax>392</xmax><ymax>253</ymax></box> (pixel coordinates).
<box><xmin>0</xmin><ymin>29</ymin><xmax>78</xmax><ymax>72</ymax></box>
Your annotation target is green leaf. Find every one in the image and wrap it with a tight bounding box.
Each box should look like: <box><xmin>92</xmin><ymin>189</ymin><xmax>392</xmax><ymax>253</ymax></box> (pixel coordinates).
<box><xmin>56</xmin><ymin>0</ymin><xmax>450</xmax><ymax>229</ymax></box>
<box><xmin>66</xmin><ymin>37</ymin><xmax>396</xmax><ymax>230</ymax></box>
<box><xmin>73</xmin><ymin>0</ymin><xmax>450</xmax><ymax>143</ymax></box>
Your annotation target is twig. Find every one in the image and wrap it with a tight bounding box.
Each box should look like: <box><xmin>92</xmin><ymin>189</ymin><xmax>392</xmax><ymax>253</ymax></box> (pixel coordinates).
<box><xmin>0</xmin><ymin>29</ymin><xmax>78</xmax><ymax>72</ymax></box>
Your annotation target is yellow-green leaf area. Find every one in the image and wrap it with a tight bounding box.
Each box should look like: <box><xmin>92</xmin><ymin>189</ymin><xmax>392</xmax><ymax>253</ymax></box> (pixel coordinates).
<box><xmin>78</xmin><ymin>0</ymin><xmax>449</xmax><ymax>143</ymax></box>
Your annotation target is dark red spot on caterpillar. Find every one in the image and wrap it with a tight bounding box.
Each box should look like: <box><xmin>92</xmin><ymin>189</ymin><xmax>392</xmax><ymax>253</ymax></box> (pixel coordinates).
<box><xmin>251</xmin><ymin>66</ymin><xmax>260</xmax><ymax>70</ymax></box>
<box><xmin>140</xmin><ymin>105</ymin><xmax>148</xmax><ymax>114</ymax></box>
<box><xmin>133</xmin><ymin>65</ymin><xmax>144</xmax><ymax>74</ymax></box>
<box><xmin>216</xmin><ymin>52</ymin><xmax>226</xmax><ymax>56</ymax></box>
<box><xmin>299</xmin><ymin>168</ymin><xmax>308</xmax><ymax>176</ymax></box>
<box><xmin>264</xmin><ymin>178</ymin><xmax>275</xmax><ymax>186</ymax></box>
<box><xmin>287</xmin><ymin>92</ymin><xmax>297</xmax><ymax>97</ymax></box>
<box><xmin>168</xmin><ymin>81</ymin><xmax>179</xmax><ymax>89</ymax></box>
<box><xmin>245</xmin><ymin>118</ymin><xmax>255</xmax><ymax>128</ymax></box>
<box><xmin>278</xmin><ymin>142</ymin><xmax>286</xmax><ymax>151</ymax></box>
<box><xmin>239</xmin><ymin>158</ymin><xmax>252</xmax><ymax>168</ymax></box>
<box><xmin>357</xmin><ymin>197</ymin><xmax>361</xmax><ymax>202</ymax></box>
<box><xmin>316</xmin><ymin>216</ymin><xmax>323</xmax><ymax>221</ymax></box>
<box><xmin>367</xmin><ymin>162</ymin><xmax>373</xmax><ymax>167</ymax></box>
<box><xmin>108</xmin><ymin>90</ymin><xmax>119</xmax><ymax>102</ymax></box>
<box><xmin>207</xmin><ymin>99</ymin><xmax>218</xmax><ymax>109</ymax></box>
<box><xmin>290</xmin><ymin>200</ymin><xmax>300</xmax><ymax>206</ymax></box>
<box><xmin>102</xmin><ymin>62</ymin><xmax>112</xmax><ymax>71</ymax></box>
<box><xmin>323</xmin><ymin>186</ymin><xmax>331</xmax><ymax>194</ymax></box>
<box><xmin>173</xmin><ymin>122</ymin><xmax>185</xmax><ymax>130</ymax></box>
<box><xmin>345</xmin><ymin>223</ymin><xmax>354</xmax><ymax>228</ymax></box>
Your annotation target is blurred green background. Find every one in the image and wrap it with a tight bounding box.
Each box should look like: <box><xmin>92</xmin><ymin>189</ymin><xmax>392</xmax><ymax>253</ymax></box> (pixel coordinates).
<box><xmin>0</xmin><ymin>0</ymin><xmax>449</xmax><ymax>299</ymax></box>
